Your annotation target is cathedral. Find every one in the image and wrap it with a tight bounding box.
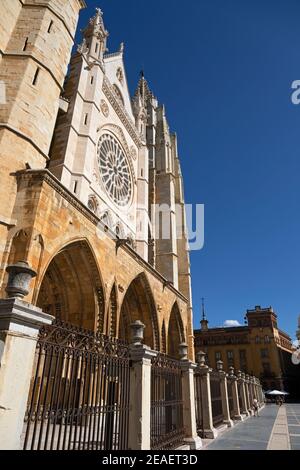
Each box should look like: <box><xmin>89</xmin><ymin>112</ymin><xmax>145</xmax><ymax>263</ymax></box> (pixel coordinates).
<box><xmin>0</xmin><ymin>1</ymin><xmax>194</xmax><ymax>359</ymax></box>
<box><xmin>0</xmin><ymin>2</ymin><xmax>266</xmax><ymax>451</ymax></box>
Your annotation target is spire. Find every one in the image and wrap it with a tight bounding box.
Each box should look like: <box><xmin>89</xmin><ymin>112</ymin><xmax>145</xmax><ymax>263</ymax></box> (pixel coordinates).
<box><xmin>94</xmin><ymin>7</ymin><xmax>104</xmax><ymax>26</ymax></box>
<box><xmin>134</xmin><ymin>72</ymin><xmax>153</xmax><ymax>104</ymax></box>
<box><xmin>200</xmin><ymin>298</ymin><xmax>209</xmax><ymax>331</ymax></box>
<box><xmin>201</xmin><ymin>297</ymin><xmax>206</xmax><ymax>321</ymax></box>
<box><xmin>132</xmin><ymin>72</ymin><xmax>154</xmax><ymax>136</ymax></box>
<box><xmin>81</xmin><ymin>7</ymin><xmax>109</xmax><ymax>61</ymax></box>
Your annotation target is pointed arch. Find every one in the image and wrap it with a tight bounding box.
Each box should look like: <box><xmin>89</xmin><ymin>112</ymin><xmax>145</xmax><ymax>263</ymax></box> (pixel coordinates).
<box><xmin>106</xmin><ymin>283</ymin><xmax>118</xmax><ymax>337</ymax></box>
<box><xmin>7</xmin><ymin>229</ymin><xmax>30</xmax><ymax>264</ymax></box>
<box><xmin>119</xmin><ymin>272</ymin><xmax>159</xmax><ymax>349</ymax></box>
<box><xmin>36</xmin><ymin>240</ymin><xmax>105</xmax><ymax>331</ymax></box>
<box><xmin>167</xmin><ymin>302</ymin><xmax>185</xmax><ymax>358</ymax></box>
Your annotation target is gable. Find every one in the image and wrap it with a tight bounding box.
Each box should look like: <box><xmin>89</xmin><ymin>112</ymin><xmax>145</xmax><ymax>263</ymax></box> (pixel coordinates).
<box><xmin>104</xmin><ymin>52</ymin><xmax>134</xmax><ymax>121</ymax></box>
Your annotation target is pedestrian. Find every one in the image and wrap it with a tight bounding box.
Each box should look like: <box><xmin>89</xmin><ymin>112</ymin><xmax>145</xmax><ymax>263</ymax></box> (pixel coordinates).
<box><xmin>253</xmin><ymin>397</ymin><xmax>259</xmax><ymax>417</ymax></box>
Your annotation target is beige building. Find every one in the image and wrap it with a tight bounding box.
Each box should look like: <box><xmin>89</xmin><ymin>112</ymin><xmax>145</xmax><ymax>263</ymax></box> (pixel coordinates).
<box><xmin>194</xmin><ymin>306</ymin><xmax>299</xmax><ymax>397</ymax></box>
<box><xmin>0</xmin><ymin>2</ymin><xmax>194</xmax><ymax>359</ymax></box>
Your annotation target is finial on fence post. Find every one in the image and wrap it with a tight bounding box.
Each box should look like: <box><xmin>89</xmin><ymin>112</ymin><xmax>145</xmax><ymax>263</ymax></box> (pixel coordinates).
<box><xmin>229</xmin><ymin>366</ymin><xmax>235</xmax><ymax>377</ymax></box>
<box><xmin>217</xmin><ymin>360</ymin><xmax>223</xmax><ymax>372</ymax></box>
<box><xmin>130</xmin><ymin>320</ymin><xmax>145</xmax><ymax>346</ymax></box>
<box><xmin>5</xmin><ymin>261</ymin><xmax>37</xmax><ymax>299</ymax></box>
<box><xmin>178</xmin><ymin>342</ymin><xmax>188</xmax><ymax>361</ymax></box>
<box><xmin>196</xmin><ymin>350</ymin><xmax>206</xmax><ymax>367</ymax></box>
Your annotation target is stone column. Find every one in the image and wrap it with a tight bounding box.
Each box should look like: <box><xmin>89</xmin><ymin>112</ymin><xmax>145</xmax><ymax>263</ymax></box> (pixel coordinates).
<box><xmin>256</xmin><ymin>380</ymin><xmax>264</xmax><ymax>406</ymax></box>
<box><xmin>217</xmin><ymin>361</ymin><xmax>233</xmax><ymax>428</ymax></box>
<box><xmin>128</xmin><ymin>320</ymin><xmax>157</xmax><ymax>450</ymax></box>
<box><xmin>228</xmin><ymin>367</ymin><xmax>243</xmax><ymax>421</ymax></box>
<box><xmin>250</xmin><ymin>376</ymin><xmax>256</xmax><ymax>402</ymax></box>
<box><xmin>0</xmin><ymin>298</ymin><xmax>53</xmax><ymax>449</ymax></box>
<box><xmin>179</xmin><ymin>344</ymin><xmax>202</xmax><ymax>450</ymax></box>
<box><xmin>237</xmin><ymin>371</ymin><xmax>250</xmax><ymax>417</ymax></box>
<box><xmin>245</xmin><ymin>375</ymin><xmax>253</xmax><ymax>415</ymax></box>
<box><xmin>253</xmin><ymin>379</ymin><xmax>258</xmax><ymax>401</ymax></box>
<box><xmin>195</xmin><ymin>352</ymin><xmax>218</xmax><ymax>439</ymax></box>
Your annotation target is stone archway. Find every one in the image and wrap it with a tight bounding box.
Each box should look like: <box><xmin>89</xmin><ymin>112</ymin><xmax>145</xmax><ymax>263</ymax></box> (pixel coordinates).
<box><xmin>36</xmin><ymin>240</ymin><xmax>104</xmax><ymax>331</ymax></box>
<box><xmin>167</xmin><ymin>302</ymin><xmax>185</xmax><ymax>358</ymax></box>
<box><xmin>119</xmin><ymin>273</ymin><xmax>159</xmax><ymax>350</ymax></box>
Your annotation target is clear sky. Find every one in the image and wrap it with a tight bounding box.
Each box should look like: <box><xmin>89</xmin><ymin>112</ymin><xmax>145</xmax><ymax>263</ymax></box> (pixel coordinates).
<box><xmin>79</xmin><ymin>0</ymin><xmax>300</xmax><ymax>340</ymax></box>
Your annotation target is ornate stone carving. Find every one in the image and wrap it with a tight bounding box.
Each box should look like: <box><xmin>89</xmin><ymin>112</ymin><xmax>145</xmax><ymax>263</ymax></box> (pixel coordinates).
<box><xmin>102</xmin><ymin>76</ymin><xmax>143</xmax><ymax>148</ymax></box>
<box><xmin>116</xmin><ymin>67</ymin><xmax>124</xmax><ymax>85</ymax></box>
<box><xmin>129</xmin><ymin>146</ymin><xmax>137</xmax><ymax>161</ymax></box>
<box><xmin>97</xmin><ymin>133</ymin><xmax>133</xmax><ymax>207</ymax></box>
<box><xmin>77</xmin><ymin>38</ymin><xmax>89</xmax><ymax>55</ymax></box>
<box><xmin>100</xmin><ymin>99</ymin><xmax>109</xmax><ymax>117</ymax></box>
<box><xmin>97</xmin><ymin>123</ymin><xmax>136</xmax><ymax>185</ymax></box>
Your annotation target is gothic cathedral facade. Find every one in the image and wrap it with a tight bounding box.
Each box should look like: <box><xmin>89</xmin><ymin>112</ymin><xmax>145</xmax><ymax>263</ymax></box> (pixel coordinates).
<box><xmin>0</xmin><ymin>2</ymin><xmax>194</xmax><ymax>359</ymax></box>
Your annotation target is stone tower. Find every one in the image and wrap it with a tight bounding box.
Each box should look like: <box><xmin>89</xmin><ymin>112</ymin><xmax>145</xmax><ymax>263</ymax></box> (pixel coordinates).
<box><xmin>0</xmin><ymin>0</ymin><xmax>85</xmax><ymax>282</ymax></box>
<box><xmin>132</xmin><ymin>74</ymin><xmax>193</xmax><ymax>313</ymax></box>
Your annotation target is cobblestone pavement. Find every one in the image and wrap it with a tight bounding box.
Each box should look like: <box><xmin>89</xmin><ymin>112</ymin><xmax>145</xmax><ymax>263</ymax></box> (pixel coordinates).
<box><xmin>204</xmin><ymin>404</ymin><xmax>299</xmax><ymax>450</ymax></box>
<box><xmin>286</xmin><ymin>403</ymin><xmax>300</xmax><ymax>450</ymax></box>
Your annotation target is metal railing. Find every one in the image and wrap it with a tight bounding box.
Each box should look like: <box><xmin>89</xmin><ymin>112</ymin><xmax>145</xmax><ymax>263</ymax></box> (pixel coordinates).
<box><xmin>150</xmin><ymin>353</ymin><xmax>185</xmax><ymax>450</ymax></box>
<box><xmin>194</xmin><ymin>368</ymin><xmax>204</xmax><ymax>436</ymax></box>
<box><xmin>210</xmin><ymin>371</ymin><xmax>223</xmax><ymax>427</ymax></box>
<box><xmin>22</xmin><ymin>320</ymin><xmax>130</xmax><ymax>450</ymax></box>
<box><xmin>227</xmin><ymin>381</ymin><xmax>235</xmax><ymax>419</ymax></box>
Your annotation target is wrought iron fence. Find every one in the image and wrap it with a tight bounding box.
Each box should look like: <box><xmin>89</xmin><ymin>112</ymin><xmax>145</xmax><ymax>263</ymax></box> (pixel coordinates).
<box><xmin>150</xmin><ymin>353</ymin><xmax>185</xmax><ymax>450</ymax></box>
<box><xmin>227</xmin><ymin>380</ymin><xmax>235</xmax><ymax>419</ymax></box>
<box><xmin>238</xmin><ymin>383</ymin><xmax>243</xmax><ymax>411</ymax></box>
<box><xmin>210</xmin><ymin>371</ymin><xmax>223</xmax><ymax>427</ymax></box>
<box><xmin>194</xmin><ymin>368</ymin><xmax>204</xmax><ymax>436</ymax></box>
<box><xmin>22</xmin><ymin>320</ymin><xmax>130</xmax><ymax>450</ymax></box>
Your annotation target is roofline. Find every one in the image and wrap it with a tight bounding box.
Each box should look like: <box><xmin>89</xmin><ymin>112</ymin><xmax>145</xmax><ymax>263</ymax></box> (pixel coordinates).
<box><xmin>278</xmin><ymin>329</ymin><xmax>291</xmax><ymax>340</ymax></box>
<box><xmin>194</xmin><ymin>326</ymin><xmax>250</xmax><ymax>334</ymax></box>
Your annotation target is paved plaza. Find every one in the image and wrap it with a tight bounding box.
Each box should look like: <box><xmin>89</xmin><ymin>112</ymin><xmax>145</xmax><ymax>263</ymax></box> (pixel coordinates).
<box><xmin>204</xmin><ymin>404</ymin><xmax>300</xmax><ymax>450</ymax></box>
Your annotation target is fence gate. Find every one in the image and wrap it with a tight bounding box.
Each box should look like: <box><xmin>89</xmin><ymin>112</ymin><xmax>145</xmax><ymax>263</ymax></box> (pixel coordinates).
<box><xmin>194</xmin><ymin>369</ymin><xmax>204</xmax><ymax>436</ymax></box>
<box><xmin>22</xmin><ymin>320</ymin><xmax>130</xmax><ymax>450</ymax></box>
<box><xmin>210</xmin><ymin>372</ymin><xmax>223</xmax><ymax>427</ymax></box>
<box><xmin>150</xmin><ymin>354</ymin><xmax>185</xmax><ymax>450</ymax></box>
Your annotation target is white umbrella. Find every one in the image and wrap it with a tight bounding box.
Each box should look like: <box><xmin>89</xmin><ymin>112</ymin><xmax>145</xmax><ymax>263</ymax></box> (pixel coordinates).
<box><xmin>268</xmin><ymin>390</ymin><xmax>287</xmax><ymax>396</ymax></box>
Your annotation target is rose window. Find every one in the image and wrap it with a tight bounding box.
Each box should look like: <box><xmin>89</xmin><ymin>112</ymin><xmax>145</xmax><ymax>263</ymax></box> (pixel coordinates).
<box><xmin>97</xmin><ymin>133</ymin><xmax>133</xmax><ymax>206</ymax></box>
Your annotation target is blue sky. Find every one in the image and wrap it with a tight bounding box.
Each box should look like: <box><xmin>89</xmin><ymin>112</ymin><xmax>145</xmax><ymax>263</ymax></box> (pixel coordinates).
<box><xmin>80</xmin><ymin>1</ymin><xmax>300</xmax><ymax>340</ymax></box>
